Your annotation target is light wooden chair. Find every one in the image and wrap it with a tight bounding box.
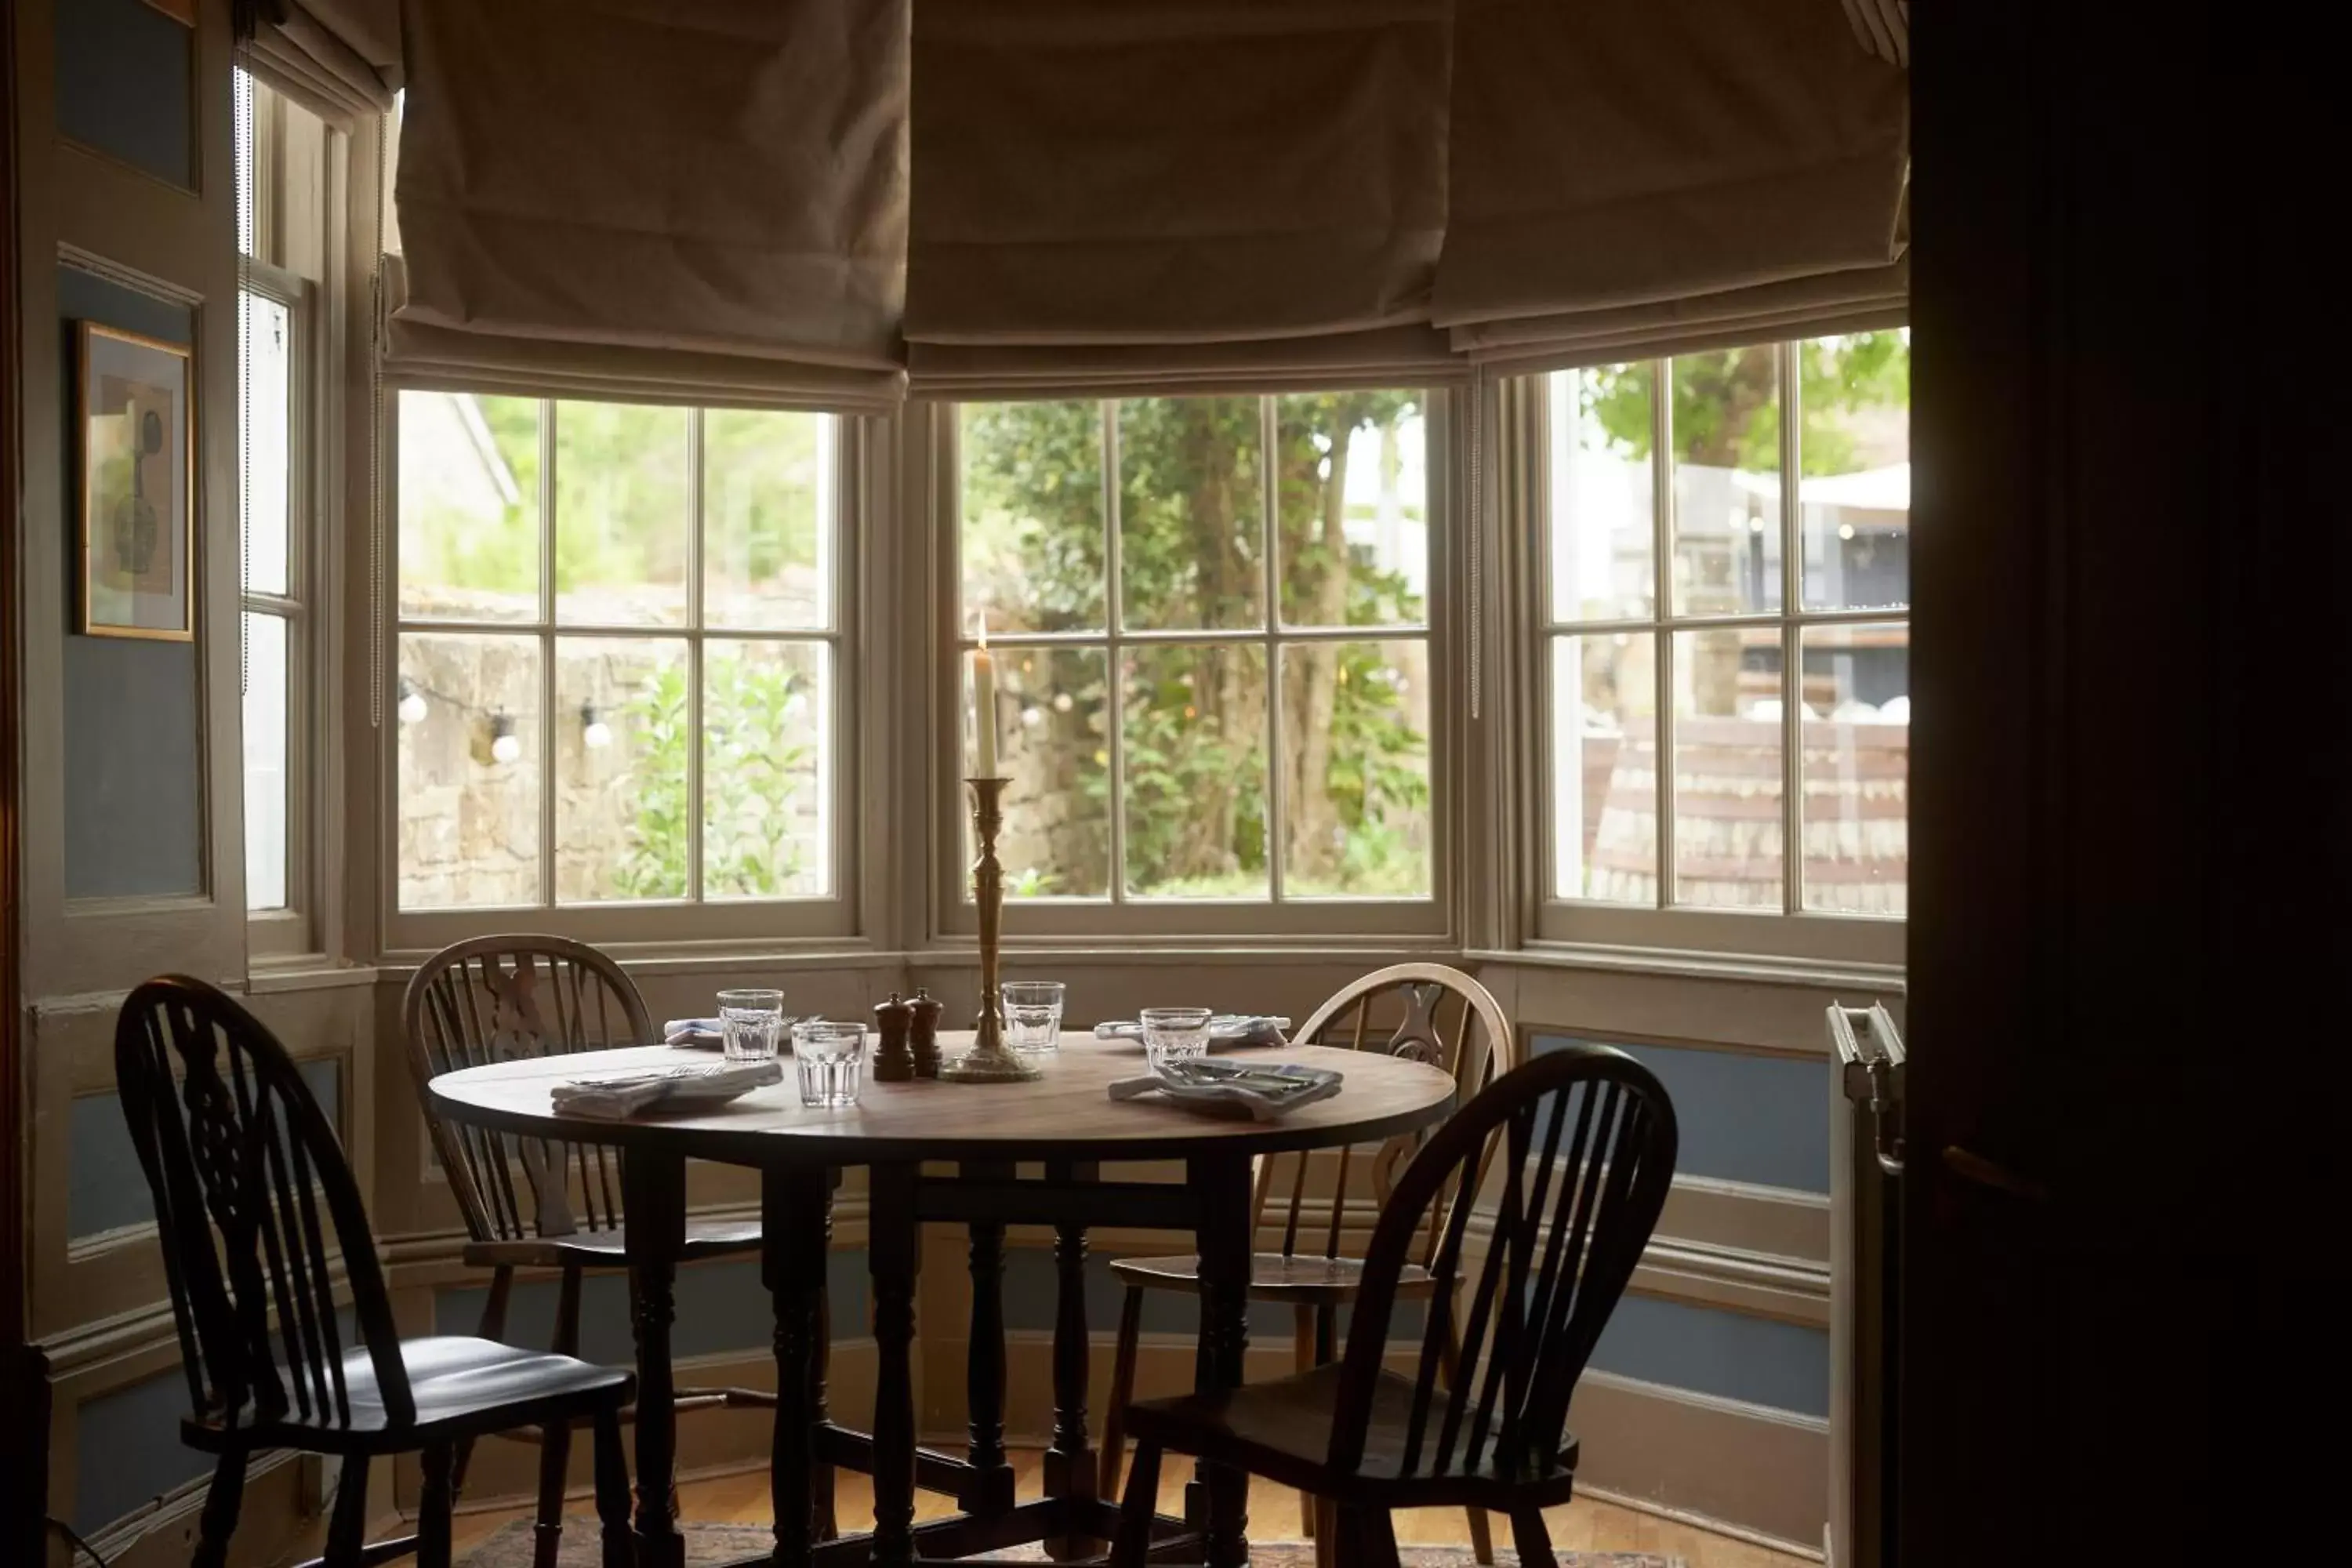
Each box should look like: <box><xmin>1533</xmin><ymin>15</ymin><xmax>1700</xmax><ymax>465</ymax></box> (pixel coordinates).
<box><xmin>1096</xmin><ymin>962</ymin><xmax>1516</xmax><ymax>1562</ymax></box>
<box><xmin>117</xmin><ymin>976</ymin><xmax>636</xmax><ymax>1568</ymax></box>
<box><xmin>400</xmin><ymin>935</ymin><xmax>802</xmax><ymax>1563</ymax></box>
<box><xmin>1109</xmin><ymin>1044</ymin><xmax>1679</xmax><ymax>1568</ymax></box>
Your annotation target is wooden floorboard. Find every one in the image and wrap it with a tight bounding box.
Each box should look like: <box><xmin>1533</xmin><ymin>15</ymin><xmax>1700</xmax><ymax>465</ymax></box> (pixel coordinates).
<box><xmin>271</xmin><ymin>1447</ymin><xmax>1813</xmax><ymax>1566</ymax></box>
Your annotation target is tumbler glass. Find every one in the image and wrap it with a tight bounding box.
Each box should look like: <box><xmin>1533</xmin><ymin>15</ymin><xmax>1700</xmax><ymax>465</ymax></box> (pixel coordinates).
<box><xmin>793</xmin><ymin>1019</ymin><xmax>868</xmax><ymax>1109</ymax></box>
<box><xmin>1001</xmin><ymin>981</ymin><xmax>1067</xmax><ymax>1057</ymax></box>
<box><xmin>1139</xmin><ymin>1006</ymin><xmax>1213</xmax><ymax>1073</ymax></box>
<box><xmin>717</xmin><ymin>989</ymin><xmax>785</xmax><ymax>1062</ymax></box>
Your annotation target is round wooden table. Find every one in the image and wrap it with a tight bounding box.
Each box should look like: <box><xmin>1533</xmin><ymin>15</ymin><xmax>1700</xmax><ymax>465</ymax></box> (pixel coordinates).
<box><xmin>429</xmin><ymin>1035</ymin><xmax>1457</xmax><ymax>1568</ymax></box>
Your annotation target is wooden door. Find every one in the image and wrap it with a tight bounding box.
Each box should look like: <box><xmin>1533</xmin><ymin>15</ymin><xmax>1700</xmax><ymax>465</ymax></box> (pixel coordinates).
<box><xmin>1906</xmin><ymin>6</ymin><xmax>2342</xmax><ymax>1564</ymax></box>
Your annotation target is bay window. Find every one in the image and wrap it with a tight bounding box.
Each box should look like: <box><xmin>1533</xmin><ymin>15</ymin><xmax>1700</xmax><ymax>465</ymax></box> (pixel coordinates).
<box><xmin>946</xmin><ymin>393</ymin><xmax>1448</xmax><ymax>936</ymax></box>
<box><xmin>1538</xmin><ymin>333</ymin><xmax>1910</xmax><ymax>960</ymax></box>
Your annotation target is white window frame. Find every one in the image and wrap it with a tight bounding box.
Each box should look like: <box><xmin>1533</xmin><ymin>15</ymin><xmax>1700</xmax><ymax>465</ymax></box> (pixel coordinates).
<box><xmin>928</xmin><ymin>393</ymin><xmax>1458</xmax><ymax>945</ymax></box>
<box><xmin>1527</xmin><ymin>343</ymin><xmax>1908</xmax><ymax>968</ymax></box>
<box><xmin>381</xmin><ymin>401</ymin><xmax>863</xmax><ymax>953</ymax></box>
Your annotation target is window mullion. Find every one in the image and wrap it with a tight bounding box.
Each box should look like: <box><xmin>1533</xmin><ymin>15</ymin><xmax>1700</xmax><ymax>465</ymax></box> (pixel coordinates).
<box><xmin>1650</xmin><ymin>358</ymin><xmax>1675</xmax><ymax>909</ymax></box>
<box><xmin>538</xmin><ymin>401</ymin><xmax>557</xmax><ymax>909</ymax></box>
<box><xmin>1261</xmin><ymin>395</ymin><xmax>1284</xmax><ymax>906</ymax></box>
<box><xmin>687</xmin><ymin>410</ymin><xmax>706</xmax><ymax>904</ymax></box>
<box><xmin>1779</xmin><ymin>341</ymin><xmax>1805</xmax><ymax>916</ymax></box>
<box><xmin>1103</xmin><ymin>399</ymin><xmax>1127</xmax><ymax>904</ymax></box>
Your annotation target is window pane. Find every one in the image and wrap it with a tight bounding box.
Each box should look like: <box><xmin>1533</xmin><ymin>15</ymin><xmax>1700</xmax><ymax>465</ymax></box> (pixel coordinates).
<box><xmin>554</xmin><ymin>401</ymin><xmax>689</xmax><ymax>626</ymax></box>
<box><xmin>1548</xmin><ymin>365</ymin><xmax>1655</xmax><ymax>622</ymax></box>
<box><xmin>240</xmin><ymin>290</ymin><xmax>292</xmax><ymax>597</ymax></box>
<box><xmin>242</xmin><ymin>612</ymin><xmax>289</xmax><ymax>910</ymax></box>
<box><xmin>1552</xmin><ymin>633</ymin><xmax>1657</xmax><ymax>905</ymax></box>
<box><xmin>1800</xmin><ymin>623</ymin><xmax>1908</xmax><ymax>915</ymax></box>
<box><xmin>972</xmin><ymin>647</ymin><xmax>1111</xmax><ymax>899</ymax></box>
<box><xmin>1123</xmin><ymin>643</ymin><xmax>1269</xmax><ymax>898</ymax></box>
<box><xmin>1275</xmin><ymin>394</ymin><xmax>1426</xmax><ymax>627</ymax></box>
<box><xmin>1119</xmin><ymin>397</ymin><xmax>1265</xmax><ymax>631</ymax></box>
<box><xmin>555</xmin><ymin>637</ymin><xmax>689</xmax><ymax>903</ymax></box>
<box><xmin>397</xmin><ymin>633</ymin><xmax>543</xmax><ymax>909</ymax></box>
<box><xmin>703</xmin><ymin>640</ymin><xmax>829</xmax><ymax>898</ymax></box>
<box><xmin>1799</xmin><ymin>331</ymin><xmax>1910</xmax><ymax>611</ymax></box>
<box><xmin>1669</xmin><ymin>347</ymin><xmax>1781</xmax><ymax>616</ymax></box>
<box><xmin>1671</xmin><ymin>627</ymin><xmax>1784</xmax><ymax>909</ymax></box>
<box><xmin>960</xmin><ymin>401</ymin><xmax>1105</xmax><ymax>635</ymax></box>
<box><xmin>1280</xmin><ymin>639</ymin><xmax>1431</xmax><ymax>898</ymax></box>
<box><xmin>398</xmin><ymin>391</ymin><xmax>541</xmax><ymax>622</ymax></box>
<box><xmin>705</xmin><ymin>408</ymin><xmax>831</xmax><ymax>630</ymax></box>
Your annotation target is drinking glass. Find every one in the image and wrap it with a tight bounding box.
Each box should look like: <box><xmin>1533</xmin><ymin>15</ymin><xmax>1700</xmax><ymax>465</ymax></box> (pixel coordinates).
<box><xmin>1140</xmin><ymin>1006</ymin><xmax>1213</xmax><ymax>1073</ymax></box>
<box><xmin>717</xmin><ymin>989</ymin><xmax>785</xmax><ymax>1062</ymax></box>
<box><xmin>1001</xmin><ymin>981</ymin><xmax>1067</xmax><ymax>1057</ymax></box>
<box><xmin>793</xmin><ymin>1019</ymin><xmax>868</xmax><ymax>1108</ymax></box>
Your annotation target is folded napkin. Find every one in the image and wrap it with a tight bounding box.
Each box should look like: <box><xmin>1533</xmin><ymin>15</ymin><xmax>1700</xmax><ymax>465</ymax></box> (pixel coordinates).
<box><xmin>1093</xmin><ymin>1014</ymin><xmax>1290</xmax><ymax>1047</ymax></box>
<box><xmin>1108</xmin><ymin>1059</ymin><xmax>1343</xmax><ymax>1122</ymax></box>
<box><xmin>664</xmin><ymin>1018</ymin><xmax>725</xmax><ymax>1048</ymax></box>
<box><xmin>551</xmin><ymin>1060</ymin><xmax>782</xmax><ymax>1120</ymax></box>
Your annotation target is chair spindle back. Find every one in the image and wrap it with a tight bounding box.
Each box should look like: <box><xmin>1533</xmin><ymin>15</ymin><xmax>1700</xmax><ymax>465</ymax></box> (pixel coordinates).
<box><xmin>1330</xmin><ymin>1045</ymin><xmax>1678</xmax><ymax>1483</ymax></box>
<box><xmin>401</xmin><ymin>935</ymin><xmax>654</xmax><ymax>1244</ymax></box>
<box><xmin>1257</xmin><ymin>964</ymin><xmax>1515</xmax><ymax>1263</ymax></box>
<box><xmin>115</xmin><ymin>976</ymin><xmax>412</xmax><ymax>1432</ymax></box>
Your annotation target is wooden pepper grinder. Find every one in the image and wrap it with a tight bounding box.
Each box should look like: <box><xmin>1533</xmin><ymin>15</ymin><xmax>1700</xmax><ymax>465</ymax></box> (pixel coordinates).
<box><xmin>871</xmin><ymin>991</ymin><xmax>914</xmax><ymax>1083</ymax></box>
<box><xmin>908</xmin><ymin>989</ymin><xmax>944</xmax><ymax>1080</ymax></box>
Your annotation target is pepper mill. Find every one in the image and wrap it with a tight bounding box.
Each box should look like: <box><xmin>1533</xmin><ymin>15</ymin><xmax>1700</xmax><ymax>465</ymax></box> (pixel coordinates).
<box><xmin>908</xmin><ymin>989</ymin><xmax>944</xmax><ymax>1079</ymax></box>
<box><xmin>871</xmin><ymin>991</ymin><xmax>914</xmax><ymax>1083</ymax></box>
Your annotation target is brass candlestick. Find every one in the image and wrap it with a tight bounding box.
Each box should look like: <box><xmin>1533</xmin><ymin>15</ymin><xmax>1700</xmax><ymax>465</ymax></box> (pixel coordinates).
<box><xmin>942</xmin><ymin>775</ymin><xmax>1042</xmax><ymax>1083</ymax></box>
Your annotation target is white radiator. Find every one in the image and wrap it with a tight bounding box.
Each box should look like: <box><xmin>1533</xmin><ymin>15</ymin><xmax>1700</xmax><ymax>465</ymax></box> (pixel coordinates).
<box><xmin>1826</xmin><ymin>1003</ymin><xmax>1904</xmax><ymax>1568</ymax></box>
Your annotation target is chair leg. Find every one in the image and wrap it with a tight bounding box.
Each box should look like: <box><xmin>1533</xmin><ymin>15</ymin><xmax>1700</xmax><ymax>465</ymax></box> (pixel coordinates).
<box><xmin>419</xmin><ymin>1443</ymin><xmax>457</xmax><ymax>1568</ymax></box>
<box><xmin>1511</xmin><ymin>1505</ymin><xmax>1560</xmax><ymax>1568</ymax></box>
<box><xmin>1293</xmin><ymin>1305</ymin><xmax>1318</xmax><ymax>1541</ymax></box>
<box><xmin>1097</xmin><ymin>1283</ymin><xmax>1145</xmax><ymax>1503</ymax></box>
<box><xmin>1338</xmin><ymin>1504</ymin><xmax>1403</xmax><ymax>1568</ymax></box>
<box><xmin>1109</xmin><ymin>1439</ymin><xmax>1163</xmax><ymax>1568</ymax></box>
<box><xmin>324</xmin><ymin>1455</ymin><xmax>370</xmax><ymax>1566</ymax></box>
<box><xmin>1435</xmin><ymin>1310</ymin><xmax>1495</xmax><ymax>1564</ymax></box>
<box><xmin>1465</xmin><ymin>1502</ymin><xmax>1497</xmax><ymax>1564</ymax></box>
<box><xmin>593</xmin><ymin>1408</ymin><xmax>633</xmax><ymax>1568</ymax></box>
<box><xmin>532</xmin><ymin>1415</ymin><xmax>575</xmax><ymax>1568</ymax></box>
<box><xmin>191</xmin><ymin>1449</ymin><xmax>248</xmax><ymax>1568</ymax></box>
<box><xmin>452</xmin><ymin>1263</ymin><xmax>517</xmax><ymax>1498</ymax></box>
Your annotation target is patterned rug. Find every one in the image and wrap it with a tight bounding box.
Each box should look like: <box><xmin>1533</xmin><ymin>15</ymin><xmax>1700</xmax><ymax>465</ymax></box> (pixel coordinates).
<box><xmin>459</xmin><ymin>1516</ymin><xmax>1678</xmax><ymax>1566</ymax></box>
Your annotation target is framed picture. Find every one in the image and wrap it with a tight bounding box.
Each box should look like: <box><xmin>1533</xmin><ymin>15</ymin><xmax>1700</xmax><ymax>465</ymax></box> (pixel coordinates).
<box><xmin>77</xmin><ymin>321</ymin><xmax>194</xmax><ymax>641</ymax></box>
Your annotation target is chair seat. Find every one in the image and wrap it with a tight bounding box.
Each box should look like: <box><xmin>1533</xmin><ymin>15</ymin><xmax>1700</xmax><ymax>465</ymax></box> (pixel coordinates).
<box><xmin>1109</xmin><ymin>1250</ymin><xmax>1440</xmax><ymax>1305</ymax></box>
<box><xmin>463</xmin><ymin>1216</ymin><xmax>763</xmax><ymax>1271</ymax></box>
<box><xmin>1123</xmin><ymin>1363</ymin><xmax>1579</xmax><ymax>1508</ymax></box>
<box><xmin>187</xmin><ymin>1335</ymin><xmax>633</xmax><ymax>1454</ymax></box>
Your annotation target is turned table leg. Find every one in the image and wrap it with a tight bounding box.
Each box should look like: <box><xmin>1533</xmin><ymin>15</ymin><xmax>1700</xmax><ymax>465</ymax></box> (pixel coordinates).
<box><xmin>1044</xmin><ymin>1160</ymin><xmax>1101</xmax><ymax>1559</ymax></box>
<box><xmin>963</xmin><ymin>1160</ymin><xmax>1018</xmax><ymax>1517</ymax></box>
<box><xmin>622</xmin><ymin>1151</ymin><xmax>688</xmax><ymax>1568</ymax></box>
<box><xmin>1189</xmin><ymin>1154</ymin><xmax>1254</xmax><ymax>1568</ymax></box>
<box><xmin>867</xmin><ymin>1160</ymin><xmax>922</xmax><ymax>1568</ymax></box>
<box><xmin>764</xmin><ymin>1165</ymin><xmax>830</xmax><ymax>1567</ymax></box>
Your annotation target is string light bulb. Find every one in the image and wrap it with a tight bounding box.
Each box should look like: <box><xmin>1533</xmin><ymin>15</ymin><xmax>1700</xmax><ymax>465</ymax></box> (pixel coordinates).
<box><xmin>489</xmin><ymin>711</ymin><xmax>522</xmax><ymax>764</ymax></box>
<box><xmin>581</xmin><ymin>702</ymin><xmax>613</xmax><ymax>750</ymax></box>
<box><xmin>397</xmin><ymin>677</ymin><xmax>428</xmax><ymax>727</ymax></box>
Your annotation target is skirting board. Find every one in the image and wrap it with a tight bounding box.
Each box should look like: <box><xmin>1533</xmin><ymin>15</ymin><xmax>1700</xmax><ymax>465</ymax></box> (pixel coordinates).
<box><xmin>78</xmin><ymin>1450</ymin><xmax>312</xmax><ymax>1568</ymax></box>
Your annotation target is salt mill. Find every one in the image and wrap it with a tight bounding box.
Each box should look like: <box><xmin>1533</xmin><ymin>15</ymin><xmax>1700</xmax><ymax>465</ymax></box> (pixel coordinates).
<box><xmin>908</xmin><ymin>988</ymin><xmax>944</xmax><ymax>1079</ymax></box>
<box><xmin>871</xmin><ymin>991</ymin><xmax>914</xmax><ymax>1083</ymax></box>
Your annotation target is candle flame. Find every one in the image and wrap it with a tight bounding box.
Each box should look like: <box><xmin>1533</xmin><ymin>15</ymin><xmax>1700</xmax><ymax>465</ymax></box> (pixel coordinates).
<box><xmin>976</xmin><ymin>612</ymin><xmax>989</xmax><ymax>652</ymax></box>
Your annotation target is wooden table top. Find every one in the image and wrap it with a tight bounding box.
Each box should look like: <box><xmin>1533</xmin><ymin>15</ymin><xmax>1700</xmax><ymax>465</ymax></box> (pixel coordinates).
<box><xmin>426</xmin><ymin>1035</ymin><xmax>1457</xmax><ymax>1166</ymax></box>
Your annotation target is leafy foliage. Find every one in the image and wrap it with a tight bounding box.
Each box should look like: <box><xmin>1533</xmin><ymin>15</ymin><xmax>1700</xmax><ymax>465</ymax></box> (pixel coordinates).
<box><xmin>1581</xmin><ymin>331</ymin><xmax>1911</xmax><ymax>472</ymax></box>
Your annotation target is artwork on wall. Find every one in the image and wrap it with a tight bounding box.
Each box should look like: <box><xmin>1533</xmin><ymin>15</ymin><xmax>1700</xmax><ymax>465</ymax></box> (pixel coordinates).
<box><xmin>76</xmin><ymin>321</ymin><xmax>194</xmax><ymax>641</ymax></box>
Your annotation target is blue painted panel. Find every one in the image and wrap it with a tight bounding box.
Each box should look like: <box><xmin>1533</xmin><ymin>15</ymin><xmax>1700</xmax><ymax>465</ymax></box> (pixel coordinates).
<box><xmin>71</xmin><ymin>1061</ymin><xmax>345</xmax><ymax>1240</ymax></box>
<box><xmin>437</xmin><ymin>1250</ymin><xmax>870</xmax><ymax>1367</ymax></box>
<box><xmin>74</xmin><ymin>1366</ymin><xmax>211</xmax><ymax>1532</ymax></box>
<box><xmin>1535</xmin><ymin>1035</ymin><xmax>1829</xmax><ymax>1193</ymax></box>
<box><xmin>300</xmin><ymin>1058</ymin><xmax>343</xmax><ymax>1138</ymax></box>
<box><xmin>1000</xmin><ymin>1247</ymin><xmax>1422</xmax><ymax>1342</ymax></box>
<box><xmin>1586</xmin><ymin>1293</ymin><xmax>1829</xmax><ymax>1418</ymax></box>
<box><xmin>56</xmin><ymin>266</ymin><xmax>204</xmax><ymax>900</ymax></box>
<box><xmin>55</xmin><ymin>0</ymin><xmax>196</xmax><ymax>187</ymax></box>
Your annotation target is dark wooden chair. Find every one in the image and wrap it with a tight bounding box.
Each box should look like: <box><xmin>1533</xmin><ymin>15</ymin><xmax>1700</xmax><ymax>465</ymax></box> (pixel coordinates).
<box><xmin>1097</xmin><ymin>962</ymin><xmax>1515</xmax><ymax>1560</ymax></box>
<box><xmin>116</xmin><ymin>976</ymin><xmax>635</xmax><ymax>1568</ymax></box>
<box><xmin>1109</xmin><ymin>1044</ymin><xmax>1679</xmax><ymax>1568</ymax></box>
<box><xmin>400</xmin><ymin>935</ymin><xmax>802</xmax><ymax>1559</ymax></box>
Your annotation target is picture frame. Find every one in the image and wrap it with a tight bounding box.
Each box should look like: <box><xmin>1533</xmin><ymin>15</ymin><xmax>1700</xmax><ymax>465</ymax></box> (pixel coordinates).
<box><xmin>76</xmin><ymin>321</ymin><xmax>194</xmax><ymax>641</ymax></box>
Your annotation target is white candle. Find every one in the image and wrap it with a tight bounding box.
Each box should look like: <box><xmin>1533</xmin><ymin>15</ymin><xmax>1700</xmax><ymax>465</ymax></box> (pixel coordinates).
<box><xmin>973</xmin><ymin>619</ymin><xmax>1000</xmax><ymax>778</ymax></box>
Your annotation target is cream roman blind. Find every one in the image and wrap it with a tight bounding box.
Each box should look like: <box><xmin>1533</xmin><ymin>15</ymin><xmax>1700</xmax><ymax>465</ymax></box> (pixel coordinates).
<box><xmin>384</xmin><ymin>0</ymin><xmax>909</xmax><ymax>413</ymax></box>
<box><xmin>242</xmin><ymin>0</ymin><xmax>400</xmax><ymax>121</ymax></box>
<box><xmin>902</xmin><ymin>0</ymin><xmax>1462</xmax><ymax>397</ymax></box>
<box><xmin>1434</xmin><ymin>0</ymin><xmax>1909</xmax><ymax>367</ymax></box>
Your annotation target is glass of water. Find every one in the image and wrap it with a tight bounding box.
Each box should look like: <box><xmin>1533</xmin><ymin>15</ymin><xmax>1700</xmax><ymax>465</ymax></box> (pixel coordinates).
<box><xmin>793</xmin><ymin>1019</ymin><xmax>868</xmax><ymax>1109</ymax></box>
<box><xmin>1140</xmin><ymin>1007</ymin><xmax>1213</xmax><ymax>1074</ymax></box>
<box><xmin>717</xmin><ymin>989</ymin><xmax>785</xmax><ymax>1062</ymax></box>
<box><xmin>1001</xmin><ymin>981</ymin><xmax>1067</xmax><ymax>1057</ymax></box>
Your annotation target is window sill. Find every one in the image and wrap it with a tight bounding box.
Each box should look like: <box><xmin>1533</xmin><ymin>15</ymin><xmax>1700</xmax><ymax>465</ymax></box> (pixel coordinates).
<box><xmin>247</xmin><ymin>958</ymin><xmax>379</xmax><ymax>994</ymax></box>
<box><xmin>1467</xmin><ymin>941</ymin><xmax>1905</xmax><ymax>994</ymax></box>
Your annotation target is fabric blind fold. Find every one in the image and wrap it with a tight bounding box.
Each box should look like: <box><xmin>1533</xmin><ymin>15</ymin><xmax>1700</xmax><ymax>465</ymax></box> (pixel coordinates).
<box><xmin>388</xmin><ymin>0</ymin><xmax>909</xmax><ymax>406</ymax></box>
<box><xmin>904</xmin><ymin>0</ymin><xmax>1454</xmax><ymax>395</ymax></box>
<box><xmin>245</xmin><ymin>0</ymin><xmax>400</xmax><ymax>119</ymax></box>
<box><xmin>1436</xmin><ymin>0</ymin><xmax>1908</xmax><ymax>354</ymax></box>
